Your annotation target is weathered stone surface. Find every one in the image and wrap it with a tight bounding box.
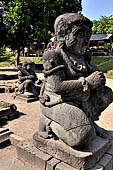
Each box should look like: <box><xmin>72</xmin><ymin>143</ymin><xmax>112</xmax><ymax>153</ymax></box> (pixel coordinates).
<box><xmin>15</xmin><ymin>93</ymin><xmax>38</xmax><ymax>103</ymax></box>
<box><xmin>89</xmin><ymin>164</ymin><xmax>104</xmax><ymax>170</ymax></box>
<box><xmin>16</xmin><ymin>140</ymin><xmax>52</xmax><ymax>170</ymax></box>
<box><xmin>33</xmin><ymin>132</ymin><xmax>113</xmax><ymax>169</ymax></box>
<box><xmin>55</xmin><ymin>162</ymin><xmax>77</xmax><ymax>170</ymax></box>
<box><xmin>97</xmin><ymin>153</ymin><xmax>113</xmax><ymax>170</ymax></box>
<box><xmin>0</xmin><ymin>128</ymin><xmax>13</xmax><ymax>143</ymax></box>
<box><xmin>0</xmin><ymin>101</ymin><xmax>17</xmax><ymax>119</ymax></box>
<box><xmin>46</xmin><ymin>158</ymin><xmax>60</xmax><ymax>170</ymax></box>
<box><xmin>106</xmin><ymin>144</ymin><xmax>113</xmax><ymax>155</ymax></box>
<box><xmin>0</xmin><ymin>107</ymin><xmax>12</xmax><ymax>118</ymax></box>
<box><xmin>10</xmin><ymin>134</ymin><xmax>24</xmax><ymax>146</ymax></box>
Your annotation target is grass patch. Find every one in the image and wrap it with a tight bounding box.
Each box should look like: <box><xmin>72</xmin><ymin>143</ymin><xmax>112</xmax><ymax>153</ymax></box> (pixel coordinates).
<box><xmin>0</xmin><ymin>102</ymin><xmax>8</xmax><ymax>109</ymax></box>
<box><xmin>91</xmin><ymin>56</ymin><xmax>113</xmax><ymax>79</ymax></box>
<box><xmin>97</xmin><ymin>60</ymin><xmax>113</xmax><ymax>73</ymax></box>
<box><xmin>0</xmin><ymin>55</ymin><xmax>42</xmax><ymax>67</ymax></box>
<box><xmin>20</xmin><ymin>56</ymin><xmax>42</xmax><ymax>64</ymax></box>
<box><xmin>91</xmin><ymin>56</ymin><xmax>113</xmax><ymax>66</ymax></box>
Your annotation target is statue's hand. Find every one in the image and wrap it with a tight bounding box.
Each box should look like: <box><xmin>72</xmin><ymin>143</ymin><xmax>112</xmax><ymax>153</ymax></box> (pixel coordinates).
<box><xmin>86</xmin><ymin>71</ymin><xmax>106</xmax><ymax>90</ymax></box>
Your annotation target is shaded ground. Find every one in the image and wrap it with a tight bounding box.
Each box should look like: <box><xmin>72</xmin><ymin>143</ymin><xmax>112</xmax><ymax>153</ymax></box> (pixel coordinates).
<box><xmin>0</xmin><ymin>67</ymin><xmax>113</xmax><ymax>169</ymax></box>
<box><xmin>0</xmin><ymin>67</ymin><xmax>43</xmax><ymax>170</ymax></box>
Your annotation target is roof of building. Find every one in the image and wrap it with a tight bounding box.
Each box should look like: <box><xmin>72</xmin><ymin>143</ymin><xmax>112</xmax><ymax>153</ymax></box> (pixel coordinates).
<box><xmin>90</xmin><ymin>34</ymin><xmax>112</xmax><ymax>41</ymax></box>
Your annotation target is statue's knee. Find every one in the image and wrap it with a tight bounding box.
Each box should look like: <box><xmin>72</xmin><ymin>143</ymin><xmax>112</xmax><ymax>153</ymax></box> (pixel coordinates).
<box><xmin>50</xmin><ymin>121</ymin><xmax>96</xmax><ymax>147</ymax></box>
<box><xmin>25</xmin><ymin>79</ymin><xmax>32</xmax><ymax>84</ymax></box>
<box><xmin>24</xmin><ymin>80</ymin><xmax>32</xmax><ymax>89</ymax></box>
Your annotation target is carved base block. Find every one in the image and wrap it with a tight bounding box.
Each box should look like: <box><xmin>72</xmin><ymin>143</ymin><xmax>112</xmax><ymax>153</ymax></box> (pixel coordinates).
<box><xmin>15</xmin><ymin>93</ymin><xmax>38</xmax><ymax>103</ymax></box>
<box><xmin>33</xmin><ymin>132</ymin><xmax>113</xmax><ymax>169</ymax></box>
<box><xmin>16</xmin><ymin>138</ymin><xmax>113</xmax><ymax>170</ymax></box>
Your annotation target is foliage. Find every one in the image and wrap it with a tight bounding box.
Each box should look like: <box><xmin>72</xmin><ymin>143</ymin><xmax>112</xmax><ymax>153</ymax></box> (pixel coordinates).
<box><xmin>92</xmin><ymin>15</ymin><xmax>113</xmax><ymax>34</ymax></box>
<box><xmin>0</xmin><ymin>55</ymin><xmax>15</xmax><ymax>66</ymax></box>
<box><xmin>0</xmin><ymin>1</ymin><xmax>7</xmax><ymax>47</ymax></box>
<box><xmin>2</xmin><ymin>0</ymin><xmax>82</xmax><ymax>53</ymax></box>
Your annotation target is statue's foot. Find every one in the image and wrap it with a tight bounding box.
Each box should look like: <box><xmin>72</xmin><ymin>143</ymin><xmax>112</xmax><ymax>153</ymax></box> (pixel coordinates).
<box><xmin>94</xmin><ymin>123</ymin><xmax>112</xmax><ymax>140</ymax></box>
<box><xmin>38</xmin><ymin>131</ymin><xmax>49</xmax><ymax>139</ymax></box>
<box><xmin>38</xmin><ymin>125</ymin><xmax>53</xmax><ymax>139</ymax></box>
<box><xmin>38</xmin><ymin>131</ymin><xmax>53</xmax><ymax>139</ymax></box>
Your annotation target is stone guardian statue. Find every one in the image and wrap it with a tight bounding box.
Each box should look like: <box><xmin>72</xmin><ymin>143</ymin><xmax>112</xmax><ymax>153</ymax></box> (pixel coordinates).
<box><xmin>18</xmin><ymin>60</ymin><xmax>38</xmax><ymax>97</ymax></box>
<box><xmin>38</xmin><ymin>13</ymin><xmax>113</xmax><ymax>148</ymax></box>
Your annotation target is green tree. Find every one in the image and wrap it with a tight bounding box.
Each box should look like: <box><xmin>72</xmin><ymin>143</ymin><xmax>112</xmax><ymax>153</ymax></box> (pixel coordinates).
<box><xmin>2</xmin><ymin>0</ymin><xmax>82</xmax><ymax>65</ymax></box>
<box><xmin>92</xmin><ymin>15</ymin><xmax>113</xmax><ymax>34</ymax></box>
<box><xmin>0</xmin><ymin>1</ymin><xmax>7</xmax><ymax>48</ymax></box>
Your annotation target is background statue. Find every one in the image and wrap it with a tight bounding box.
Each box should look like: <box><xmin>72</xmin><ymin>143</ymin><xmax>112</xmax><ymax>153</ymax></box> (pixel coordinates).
<box><xmin>18</xmin><ymin>60</ymin><xmax>38</xmax><ymax>96</ymax></box>
<box><xmin>38</xmin><ymin>13</ymin><xmax>113</xmax><ymax>148</ymax></box>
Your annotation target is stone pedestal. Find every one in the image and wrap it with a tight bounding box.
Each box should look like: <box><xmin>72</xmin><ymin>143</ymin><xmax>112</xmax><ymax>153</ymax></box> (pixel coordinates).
<box><xmin>15</xmin><ymin>93</ymin><xmax>38</xmax><ymax>103</ymax></box>
<box><xmin>16</xmin><ymin>132</ymin><xmax>113</xmax><ymax>170</ymax></box>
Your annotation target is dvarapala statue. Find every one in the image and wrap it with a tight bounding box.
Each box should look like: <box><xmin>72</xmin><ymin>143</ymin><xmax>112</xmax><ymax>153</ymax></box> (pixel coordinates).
<box><xmin>18</xmin><ymin>60</ymin><xmax>38</xmax><ymax>96</ymax></box>
<box><xmin>38</xmin><ymin>13</ymin><xmax>113</xmax><ymax>148</ymax></box>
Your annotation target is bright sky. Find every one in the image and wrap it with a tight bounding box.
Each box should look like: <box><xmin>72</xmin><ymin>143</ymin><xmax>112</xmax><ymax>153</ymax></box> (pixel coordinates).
<box><xmin>82</xmin><ymin>0</ymin><xmax>113</xmax><ymax>20</ymax></box>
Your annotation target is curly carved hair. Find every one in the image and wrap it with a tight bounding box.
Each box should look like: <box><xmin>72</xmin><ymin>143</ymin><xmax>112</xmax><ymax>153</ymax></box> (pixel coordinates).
<box><xmin>54</xmin><ymin>13</ymin><xmax>93</xmax><ymax>37</ymax></box>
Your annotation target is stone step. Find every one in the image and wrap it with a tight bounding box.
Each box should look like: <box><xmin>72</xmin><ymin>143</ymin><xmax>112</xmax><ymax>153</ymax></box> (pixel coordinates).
<box><xmin>16</xmin><ymin>139</ymin><xmax>53</xmax><ymax>170</ymax></box>
<box><xmin>15</xmin><ymin>95</ymin><xmax>38</xmax><ymax>103</ymax></box>
<box><xmin>0</xmin><ymin>128</ymin><xmax>13</xmax><ymax>144</ymax></box>
<box><xmin>16</xmin><ymin>139</ymin><xmax>113</xmax><ymax>170</ymax></box>
<box><xmin>33</xmin><ymin>132</ymin><xmax>113</xmax><ymax>169</ymax></box>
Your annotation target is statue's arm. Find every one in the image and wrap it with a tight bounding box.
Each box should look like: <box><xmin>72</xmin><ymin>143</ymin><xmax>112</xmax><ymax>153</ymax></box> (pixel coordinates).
<box><xmin>18</xmin><ymin>71</ymin><xmax>27</xmax><ymax>82</ymax></box>
<box><xmin>18</xmin><ymin>71</ymin><xmax>37</xmax><ymax>82</ymax></box>
<box><xmin>27</xmin><ymin>73</ymin><xmax>38</xmax><ymax>82</ymax></box>
<box><xmin>48</xmin><ymin>70</ymin><xmax>105</xmax><ymax>95</ymax></box>
<box><xmin>47</xmin><ymin>70</ymin><xmax>87</xmax><ymax>95</ymax></box>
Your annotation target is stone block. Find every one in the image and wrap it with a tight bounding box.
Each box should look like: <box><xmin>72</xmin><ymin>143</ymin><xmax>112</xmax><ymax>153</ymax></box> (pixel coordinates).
<box><xmin>10</xmin><ymin>134</ymin><xmax>24</xmax><ymax>146</ymax></box>
<box><xmin>107</xmin><ymin>144</ymin><xmax>113</xmax><ymax>155</ymax></box>
<box><xmin>46</xmin><ymin>158</ymin><xmax>60</xmax><ymax>170</ymax></box>
<box><xmin>0</xmin><ymin>107</ymin><xmax>12</xmax><ymax>118</ymax></box>
<box><xmin>33</xmin><ymin>132</ymin><xmax>113</xmax><ymax>169</ymax></box>
<box><xmin>55</xmin><ymin>162</ymin><xmax>77</xmax><ymax>170</ymax></box>
<box><xmin>0</xmin><ymin>128</ymin><xmax>13</xmax><ymax>144</ymax></box>
<box><xmin>89</xmin><ymin>164</ymin><xmax>104</xmax><ymax>170</ymax></box>
<box><xmin>15</xmin><ymin>94</ymin><xmax>38</xmax><ymax>103</ymax></box>
<box><xmin>97</xmin><ymin>153</ymin><xmax>113</xmax><ymax>170</ymax></box>
<box><xmin>16</xmin><ymin>140</ymin><xmax>52</xmax><ymax>170</ymax></box>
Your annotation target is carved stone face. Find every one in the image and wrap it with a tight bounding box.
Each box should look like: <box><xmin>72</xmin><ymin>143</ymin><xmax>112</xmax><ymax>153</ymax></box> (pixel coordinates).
<box><xmin>55</xmin><ymin>13</ymin><xmax>92</xmax><ymax>56</ymax></box>
<box><xmin>65</xmin><ymin>27</ymin><xmax>91</xmax><ymax>55</ymax></box>
<box><xmin>22</xmin><ymin>60</ymin><xmax>35</xmax><ymax>73</ymax></box>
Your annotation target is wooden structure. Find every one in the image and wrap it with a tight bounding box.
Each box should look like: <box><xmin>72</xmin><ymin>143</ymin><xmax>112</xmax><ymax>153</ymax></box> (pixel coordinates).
<box><xmin>90</xmin><ymin>34</ymin><xmax>113</xmax><ymax>56</ymax></box>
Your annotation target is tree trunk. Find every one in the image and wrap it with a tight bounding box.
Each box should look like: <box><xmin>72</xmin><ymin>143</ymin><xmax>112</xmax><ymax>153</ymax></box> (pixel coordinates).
<box><xmin>15</xmin><ymin>50</ymin><xmax>20</xmax><ymax>66</ymax></box>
